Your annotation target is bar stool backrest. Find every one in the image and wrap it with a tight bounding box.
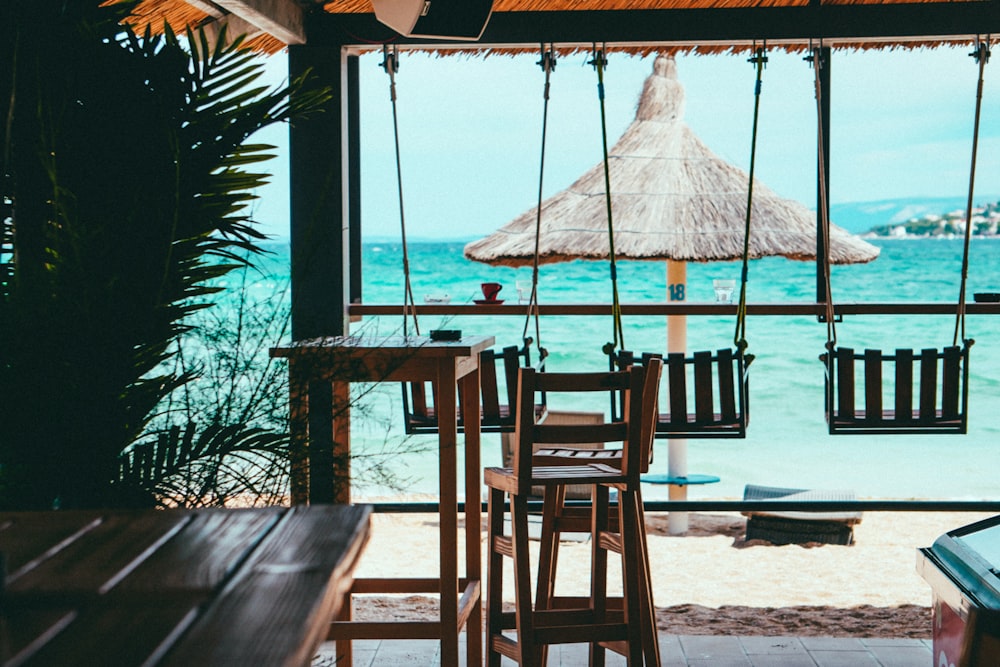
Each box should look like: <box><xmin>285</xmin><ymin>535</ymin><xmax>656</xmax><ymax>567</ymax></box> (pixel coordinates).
<box><xmin>510</xmin><ymin>361</ymin><xmax>662</xmax><ymax>496</ymax></box>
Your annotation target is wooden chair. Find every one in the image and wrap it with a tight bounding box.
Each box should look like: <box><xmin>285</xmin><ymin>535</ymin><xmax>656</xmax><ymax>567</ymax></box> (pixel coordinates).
<box><xmin>485</xmin><ymin>359</ymin><xmax>663</xmax><ymax>666</ymax></box>
<box><xmin>401</xmin><ymin>342</ymin><xmax>546</xmax><ymax>435</ymax></box>
<box><xmin>613</xmin><ymin>348</ymin><xmax>749</xmax><ymax>439</ymax></box>
<box><xmin>822</xmin><ymin>345</ymin><xmax>969</xmax><ymax>435</ymax></box>
<box><xmin>532</xmin><ymin>357</ymin><xmax>662</xmax><ymax>666</ymax></box>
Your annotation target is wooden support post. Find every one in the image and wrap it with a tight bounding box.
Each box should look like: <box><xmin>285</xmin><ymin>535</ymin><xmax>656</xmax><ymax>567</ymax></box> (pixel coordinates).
<box><xmin>288</xmin><ymin>43</ymin><xmax>350</xmax><ymax>341</ymax></box>
<box><xmin>666</xmin><ymin>260</ymin><xmax>688</xmax><ymax>535</ymax></box>
<box><xmin>816</xmin><ymin>46</ymin><xmax>832</xmax><ymax>305</ymax></box>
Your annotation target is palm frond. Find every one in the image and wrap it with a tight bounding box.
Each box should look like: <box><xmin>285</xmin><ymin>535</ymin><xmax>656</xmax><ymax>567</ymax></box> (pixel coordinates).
<box><xmin>119</xmin><ymin>421</ymin><xmax>289</xmax><ymax>507</ymax></box>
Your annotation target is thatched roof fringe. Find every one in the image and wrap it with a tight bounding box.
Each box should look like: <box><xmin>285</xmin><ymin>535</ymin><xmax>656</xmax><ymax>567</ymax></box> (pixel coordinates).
<box><xmin>125</xmin><ymin>1</ymin><xmax>986</xmax><ymax>55</ymax></box>
<box><xmin>323</xmin><ymin>0</ymin><xmax>982</xmax><ymax>12</ymax></box>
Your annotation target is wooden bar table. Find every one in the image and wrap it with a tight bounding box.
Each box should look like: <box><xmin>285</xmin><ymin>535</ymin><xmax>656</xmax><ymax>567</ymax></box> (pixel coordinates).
<box><xmin>0</xmin><ymin>505</ymin><xmax>371</xmax><ymax>666</ymax></box>
<box><xmin>270</xmin><ymin>334</ymin><xmax>493</xmax><ymax>667</ymax></box>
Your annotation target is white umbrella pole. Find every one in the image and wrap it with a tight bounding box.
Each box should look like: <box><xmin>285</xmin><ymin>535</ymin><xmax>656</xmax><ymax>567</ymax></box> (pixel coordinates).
<box><xmin>666</xmin><ymin>260</ymin><xmax>689</xmax><ymax>535</ymax></box>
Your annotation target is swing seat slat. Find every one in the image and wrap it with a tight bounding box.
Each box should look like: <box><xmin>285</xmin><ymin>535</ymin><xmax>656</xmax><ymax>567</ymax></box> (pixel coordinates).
<box><xmin>919</xmin><ymin>348</ymin><xmax>938</xmax><ymax>421</ymax></box>
<box><xmin>693</xmin><ymin>350</ymin><xmax>716</xmax><ymax>424</ymax></box>
<box><xmin>716</xmin><ymin>348</ymin><xmax>739</xmax><ymax>424</ymax></box>
<box><xmin>895</xmin><ymin>348</ymin><xmax>914</xmax><ymax>421</ymax></box>
<box><xmin>942</xmin><ymin>345</ymin><xmax>963</xmax><ymax>419</ymax></box>
<box><xmin>480</xmin><ymin>348</ymin><xmax>504</xmax><ymax>424</ymax></box>
<box><xmin>824</xmin><ymin>345</ymin><xmax>968</xmax><ymax>435</ymax></box>
<box><xmin>666</xmin><ymin>352</ymin><xmax>689</xmax><ymax>429</ymax></box>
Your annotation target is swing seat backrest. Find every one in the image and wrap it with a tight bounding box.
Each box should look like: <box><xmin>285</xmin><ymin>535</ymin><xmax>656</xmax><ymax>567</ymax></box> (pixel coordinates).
<box><xmin>506</xmin><ymin>362</ymin><xmax>661</xmax><ymax>494</ymax></box>
<box><xmin>823</xmin><ymin>345</ymin><xmax>968</xmax><ymax>435</ymax></box>
<box><xmin>479</xmin><ymin>344</ymin><xmax>547</xmax><ymax>429</ymax></box>
<box><xmin>613</xmin><ymin>348</ymin><xmax>749</xmax><ymax>439</ymax></box>
<box><xmin>401</xmin><ymin>343</ymin><xmax>545</xmax><ymax>434</ymax></box>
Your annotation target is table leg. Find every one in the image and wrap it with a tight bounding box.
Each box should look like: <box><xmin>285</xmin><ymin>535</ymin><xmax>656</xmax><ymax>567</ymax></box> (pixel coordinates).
<box><xmin>461</xmin><ymin>366</ymin><xmax>483</xmax><ymax>666</ymax></box>
<box><xmin>434</xmin><ymin>361</ymin><xmax>459</xmax><ymax>667</ymax></box>
<box><xmin>332</xmin><ymin>381</ymin><xmax>352</xmax><ymax>504</ymax></box>
<box><xmin>288</xmin><ymin>361</ymin><xmax>309</xmax><ymax>505</ymax></box>
<box><xmin>305</xmin><ymin>378</ymin><xmax>351</xmax><ymax>506</ymax></box>
<box><xmin>335</xmin><ymin>589</ymin><xmax>354</xmax><ymax>666</ymax></box>
<box><xmin>308</xmin><ymin>380</ymin><xmax>335</xmax><ymax>505</ymax></box>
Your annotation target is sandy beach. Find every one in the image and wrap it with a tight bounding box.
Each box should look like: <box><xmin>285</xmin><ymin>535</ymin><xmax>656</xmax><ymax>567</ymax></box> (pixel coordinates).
<box><xmin>350</xmin><ymin>507</ymin><xmax>995</xmax><ymax>638</ymax></box>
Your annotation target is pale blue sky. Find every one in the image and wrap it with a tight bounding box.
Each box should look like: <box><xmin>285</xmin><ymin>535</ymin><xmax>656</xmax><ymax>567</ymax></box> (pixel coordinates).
<box><xmin>250</xmin><ymin>46</ymin><xmax>998</xmax><ymax>241</ymax></box>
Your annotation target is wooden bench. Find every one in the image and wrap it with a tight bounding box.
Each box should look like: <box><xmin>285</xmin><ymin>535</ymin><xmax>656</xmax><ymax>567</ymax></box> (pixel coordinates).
<box><xmin>741</xmin><ymin>484</ymin><xmax>863</xmax><ymax>545</ymax></box>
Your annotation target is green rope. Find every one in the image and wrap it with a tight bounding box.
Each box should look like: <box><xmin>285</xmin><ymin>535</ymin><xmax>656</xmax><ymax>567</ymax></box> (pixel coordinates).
<box><xmin>954</xmin><ymin>39</ymin><xmax>989</xmax><ymax>350</ymax></box>
<box><xmin>810</xmin><ymin>44</ymin><xmax>836</xmax><ymax>353</ymax></box>
<box><xmin>590</xmin><ymin>46</ymin><xmax>625</xmax><ymax>356</ymax></box>
<box><xmin>382</xmin><ymin>46</ymin><xmax>419</xmax><ymax>337</ymax></box>
<box><xmin>734</xmin><ymin>45</ymin><xmax>766</xmax><ymax>365</ymax></box>
<box><xmin>522</xmin><ymin>45</ymin><xmax>555</xmax><ymax>361</ymax></box>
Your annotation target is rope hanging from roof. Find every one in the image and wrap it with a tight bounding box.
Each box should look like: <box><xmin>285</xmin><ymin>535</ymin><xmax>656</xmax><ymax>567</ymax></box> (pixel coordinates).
<box><xmin>954</xmin><ymin>37</ymin><xmax>990</xmax><ymax>348</ymax></box>
<box><xmin>521</xmin><ymin>44</ymin><xmax>556</xmax><ymax>362</ymax></box>
<box><xmin>811</xmin><ymin>44</ymin><xmax>837</xmax><ymax>348</ymax></box>
<box><xmin>733</xmin><ymin>44</ymin><xmax>765</xmax><ymax>368</ymax></box>
<box><xmin>590</xmin><ymin>45</ymin><xmax>626</xmax><ymax>356</ymax></box>
<box><xmin>381</xmin><ymin>44</ymin><xmax>420</xmax><ymax>337</ymax></box>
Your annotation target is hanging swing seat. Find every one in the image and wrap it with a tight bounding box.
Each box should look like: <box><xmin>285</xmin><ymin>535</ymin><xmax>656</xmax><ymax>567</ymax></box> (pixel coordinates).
<box><xmin>811</xmin><ymin>42</ymin><xmax>987</xmax><ymax>437</ymax></box>
<box><xmin>821</xmin><ymin>344</ymin><xmax>970</xmax><ymax>435</ymax></box>
<box><xmin>613</xmin><ymin>348</ymin><xmax>750</xmax><ymax>439</ymax></box>
<box><xmin>401</xmin><ymin>341</ymin><xmax>546</xmax><ymax>435</ymax></box>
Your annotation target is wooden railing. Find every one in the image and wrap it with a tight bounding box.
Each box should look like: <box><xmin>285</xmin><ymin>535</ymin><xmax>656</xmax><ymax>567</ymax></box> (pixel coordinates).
<box><xmin>367</xmin><ymin>500</ymin><xmax>1000</xmax><ymax>513</ymax></box>
<box><xmin>350</xmin><ymin>302</ymin><xmax>1000</xmax><ymax>317</ymax></box>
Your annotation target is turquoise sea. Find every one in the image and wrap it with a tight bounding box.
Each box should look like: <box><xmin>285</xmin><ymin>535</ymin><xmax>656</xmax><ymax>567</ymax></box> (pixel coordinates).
<box><xmin>256</xmin><ymin>237</ymin><xmax>1000</xmax><ymax>502</ymax></box>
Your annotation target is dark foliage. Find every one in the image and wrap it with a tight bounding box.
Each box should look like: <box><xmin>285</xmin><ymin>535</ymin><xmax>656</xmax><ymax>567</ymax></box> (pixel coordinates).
<box><xmin>0</xmin><ymin>1</ymin><xmax>327</xmax><ymax>508</ymax></box>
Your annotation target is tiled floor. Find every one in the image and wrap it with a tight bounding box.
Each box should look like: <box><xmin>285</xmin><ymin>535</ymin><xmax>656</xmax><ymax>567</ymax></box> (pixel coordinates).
<box><xmin>314</xmin><ymin>634</ymin><xmax>934</xmax><ymax>666</ymax></box>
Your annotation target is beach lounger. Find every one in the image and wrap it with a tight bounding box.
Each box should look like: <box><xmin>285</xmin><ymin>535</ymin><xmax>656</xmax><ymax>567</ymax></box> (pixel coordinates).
<box><xmin>741</xmin><ymin>484</ymin><xmax>863</xmax><ymax>546</ymax></box>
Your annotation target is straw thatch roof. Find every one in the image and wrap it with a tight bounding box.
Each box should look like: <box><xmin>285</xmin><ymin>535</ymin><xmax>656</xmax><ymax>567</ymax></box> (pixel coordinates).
<box><xmin>323</xmin><ymin>0</ymin><xmax>977</xmax><ymax>11</ymax></box>
<box><xmin>127</xmin><ymin>1</ymin><xmax>987</xmax><ymax>55</ymax></box>
<box><xmin>464</xmin><ymin>55</ymin><xmax>879</xmax><ymax>267</ymax></box>
<box><xmin>127</xmin><ymin>0</ymin><xmax>291</xmax><ymax>53</ymax></box>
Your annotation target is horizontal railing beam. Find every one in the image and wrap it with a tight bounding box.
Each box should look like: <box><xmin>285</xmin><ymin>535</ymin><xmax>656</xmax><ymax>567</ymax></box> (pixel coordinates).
<box><xmin>350</xmin><ymin>302</ymin><xmax>1000</xmax><ymax>317</ymax></box>
<box><xmin>368</xmin><ymin>500</ymin><xmax>1000</xmax><ymax>513</ymax></box>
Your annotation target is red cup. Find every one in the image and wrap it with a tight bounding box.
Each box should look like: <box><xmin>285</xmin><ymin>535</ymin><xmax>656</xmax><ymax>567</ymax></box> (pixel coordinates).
<box><xmin>481</xmin><ymin>282</ymin><xmax>502</xmax><ymax>302</ymax></box>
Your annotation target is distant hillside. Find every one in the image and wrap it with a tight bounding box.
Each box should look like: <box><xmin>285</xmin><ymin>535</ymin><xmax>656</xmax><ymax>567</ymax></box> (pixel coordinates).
<box><xmin>830</xmin><ymin>196</ymin><xmax>1000</xmax><ymax>234</ymax></box>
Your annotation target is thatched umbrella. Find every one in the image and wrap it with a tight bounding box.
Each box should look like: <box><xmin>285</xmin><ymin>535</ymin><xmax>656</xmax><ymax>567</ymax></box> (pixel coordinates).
<box><xmin>464</xmin><ymin>54</ymin><xmax>879</xmax><ymax>533</ymax></box>
<box><xmin>463</xmin><ymin>55</ymin><xmax>879</xmax><ymax>267</ymax></box>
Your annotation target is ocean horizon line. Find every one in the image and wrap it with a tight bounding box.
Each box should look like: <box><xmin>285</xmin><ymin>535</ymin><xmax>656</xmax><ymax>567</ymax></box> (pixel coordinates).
<box><xmin>257</xmin><ymin>192</ymin><xmax>1000</xmax><ymax>245</ymax></box>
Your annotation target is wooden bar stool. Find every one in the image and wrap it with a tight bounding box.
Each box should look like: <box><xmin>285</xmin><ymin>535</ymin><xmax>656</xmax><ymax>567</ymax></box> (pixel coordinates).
<box><xmin>532</xmin><ymin>357</ymin><xmax>662</xmax><ymax>666</ymax></box>
<box><xmin>485</xmin><ymin>360</ymin><xmax>663</xmax><ymax>666</ymax></box>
